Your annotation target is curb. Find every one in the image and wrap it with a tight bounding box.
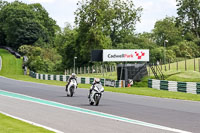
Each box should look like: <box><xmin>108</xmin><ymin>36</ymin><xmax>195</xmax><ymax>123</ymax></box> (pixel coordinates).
<box><xmin>148</xmin><ymin>79</ymin><xmax>200</xmax><ymax>94</ymax></box>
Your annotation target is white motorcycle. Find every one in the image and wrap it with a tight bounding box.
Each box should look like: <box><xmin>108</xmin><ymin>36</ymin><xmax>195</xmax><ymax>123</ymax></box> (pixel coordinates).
<box><xmin>89</xmin><ymin>84</ymin><xmax>104</xmax><ymax>106</ymax></box>
<box><xmin>66</xmin><ymin>79</ymin><xmax>77</xmax><ymax>97</ymax></box>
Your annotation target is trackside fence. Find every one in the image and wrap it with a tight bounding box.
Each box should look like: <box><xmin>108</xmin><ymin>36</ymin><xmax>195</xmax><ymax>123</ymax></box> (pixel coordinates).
<box><xmin>29</xmin><ymin>71</ymin><xmax>125</xmax><ymax>88</ymax></box>
<box><xmin>65</xmin><ymin>65</ymin><xmax>117</xmax><ymax>75</ymax></box>
<box><xmin>148</xmin><ymin>79</ymin><xmax>200</xmax><ymax>94</ymax></box>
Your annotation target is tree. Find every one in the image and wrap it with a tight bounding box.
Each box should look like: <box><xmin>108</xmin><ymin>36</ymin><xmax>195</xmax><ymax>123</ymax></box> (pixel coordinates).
<box><xmin>0</xmin><ymin>0</ymin><xmax>7</xmax><ymax>9</ymax></box>
<box><xmin>29</xmin><ymin>3</ymin><xmax>57</xmax><ymax>45</ymax></box>
<box><xmin>75</xmin><ymin>0</ymin><xmax>112</xmax><ymax>63</ymax></box>
<box><xmin>53</xmin><ymin>23</ymin><xmax>79</xmax><ymax>69</ymax></box>
<box><xmin>74</xmin><ymin>0</ymin><xmax>142</xmax><ymax>65</ymax></box>
<box><xmin>0</xmin><ymin>1</ymin><xmax>57</xmax><ymax>49</ymax></box>
<box><xmin>18</xmin><ymin>45</ymin><xmax>62</xmax><ymax>72</ymax></box>
<box><xmin>0</xmin><ymin>0</ymin><xmax>7</xmax><ymax>46</ymax></box>
<box><xmin>153</xmin><ymin>17</ymin><xmax>183</xmax><ymax>47</ymax></box>
<box><xmin>170</xmin><ymin>40</ymin><xmax>200</xmax><ymax>58</ymax></box>
<box><xmin>176</xmin><ymin>0</ymin><xmax>200</xmax><ymax>39</ymax></box>
<box><xmin>109</xmin><ymin>0</ymin><xmax>142</xmax><ymax>46</ymax></box>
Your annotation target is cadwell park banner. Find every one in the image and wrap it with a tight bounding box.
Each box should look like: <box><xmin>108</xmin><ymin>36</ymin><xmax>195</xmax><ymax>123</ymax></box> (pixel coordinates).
<box><xmin>103</xmin><ymin>49</ymin><xmax>149</xmax><ymax>62</ymax></box>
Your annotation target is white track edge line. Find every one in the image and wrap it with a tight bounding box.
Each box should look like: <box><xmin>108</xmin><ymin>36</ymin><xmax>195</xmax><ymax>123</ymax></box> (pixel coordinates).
<box><xmin>0</xmin><ymin>111</ymin><xmax>64</xmax><ymax>133</ymax></box>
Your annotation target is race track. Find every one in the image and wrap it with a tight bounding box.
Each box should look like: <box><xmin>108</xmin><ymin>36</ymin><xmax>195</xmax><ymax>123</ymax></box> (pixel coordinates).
<box><xmin>0</xmin><ymin>76</ymin><xmax>199</xmax><ymax>133</ymax></box>
<box><xmin>0</xmin><ymin>56</ymin><xmax>2</xmax><ymax>71</ymax></box>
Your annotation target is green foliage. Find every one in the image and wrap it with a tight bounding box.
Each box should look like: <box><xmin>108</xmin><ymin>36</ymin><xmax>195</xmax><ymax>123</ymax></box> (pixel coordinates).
<box><xmin>153</xmin><ymin>17</ymin><xmax>183</xmax><ymax>46</ymax></box>
<box><xmin>0</xmin><ymin>49</ymin><xmax>23</xmax><ymax>76</ymax></box>
<box><xmin>0</xmin><ymin>1</ymin><xmax>57</xmax><ymax>49</ymax></box>
<box><xmin>108</xmin><ymin>0</ymin><xmax>142</xmax><ymax>46</ymax></box>
<box><xmin>176</xmin><ymin>0</ymin><xmax>200</xmax><ymax>39</ymax></box>
<box><xmin>166</xmin><ymin>49</ymin><xmax>176</xmax><ymax>62</ymax></box>
<box><xmin>149</xmin><ymin>47</ymin><xmax>164</xmax><ymax>63</ymax></box>
<box><xmin>30</xmin><ymin>3</ymin><xmax>57</xmax><ymax>41</ymax></box>
<box><xmin>73</xmin><ymin>0</ymin><xmax>142</xmax><ymax>66</ymax></box>
<box><xmin>170</xmin><ymin>40</ymin><xmax>200</xmax><ymax>58</ymax></box>
<box><xmin>152</xmin><ymin>16</ymin><xmax>200</xmax><ymax>62</ymax></box>
<box><xmin>54</xmin><ymin>23</ymin><xmax>79</xmax><ymax>69</ymax></box>
<box><xmin>18</xmin><ymin>45</ymin><xmax>62</xmax><ymax>73</ymax></box>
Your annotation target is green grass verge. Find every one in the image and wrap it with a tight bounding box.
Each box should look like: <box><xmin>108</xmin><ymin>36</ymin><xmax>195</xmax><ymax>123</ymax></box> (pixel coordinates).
<box><xmin>0</xmin><ymin>113</ymin><xmax>54</xmax><ymax>133</ymax></box>
<box><xmin>148</xmin><ymin>58</ymin><xmax>200</xmax><ymax>82</ymax></box>
<box><xmin>0</xmin><ymin>49</ymin><xmax>23</xmax><ymax>76</ymax></box>
<box><xmin>165</xmin><ymin>71</ymin><xmax>200</xmax><ymax>82</ymax></box>
<box><xmin>156</xmin><ymin>58</ymin><xmax>200</xmax><ymax>72</ymax></box>
<box><xmin>0</xmin><ymin>49</ymin><xmax>54</xmax><ymax>133</ymax></box>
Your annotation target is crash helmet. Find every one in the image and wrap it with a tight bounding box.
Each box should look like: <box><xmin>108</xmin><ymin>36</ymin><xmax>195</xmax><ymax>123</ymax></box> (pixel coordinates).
<box><xmin>95</xmin><ymin>78</ymin><xmax>100</xmax><ymax>83</ymax></box>
<box><xmin>71</xmin><ymin>73</ymin><xmax>76</xmax><ymax>78</ymax></box>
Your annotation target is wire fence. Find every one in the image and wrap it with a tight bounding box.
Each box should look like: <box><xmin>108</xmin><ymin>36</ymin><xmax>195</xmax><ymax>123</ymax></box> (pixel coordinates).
<box><xmin>65</xmin><ymin>64</ymin><xmax>117</xmax><ymax>75</ymax></box>
<box><xmin>148</xmin><ymin>58</ymin><xmax>200</xmax><ymax>76</ymax></box>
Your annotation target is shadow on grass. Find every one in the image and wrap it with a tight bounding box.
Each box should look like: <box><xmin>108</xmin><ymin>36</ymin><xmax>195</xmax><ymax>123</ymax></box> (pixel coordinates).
<box><xmin>164</xmin><ymin>72</ymin><xmax>182</xmax><ymax>79</ymax></box>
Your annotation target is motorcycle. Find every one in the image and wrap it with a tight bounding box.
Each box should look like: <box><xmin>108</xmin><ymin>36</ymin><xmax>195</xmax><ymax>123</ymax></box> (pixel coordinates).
<box><xmin>89</xmin><ymin>84</ymin><xmax>104</xmax><ymax>106</ymax></box>
<box><xmin>66</xmin><ymin>79</ymin><xmax>77</xmax><ymax>97</ymax></box>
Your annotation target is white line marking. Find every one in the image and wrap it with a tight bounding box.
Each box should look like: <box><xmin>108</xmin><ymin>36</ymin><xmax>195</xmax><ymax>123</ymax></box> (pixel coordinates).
<box><xmin>0</xmin><ymin>111</ymin><xmax>64</xmax><ymax>133</ymax></box>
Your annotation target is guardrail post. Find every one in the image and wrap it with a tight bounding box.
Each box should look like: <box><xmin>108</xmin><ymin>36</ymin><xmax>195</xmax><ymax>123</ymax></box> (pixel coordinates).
<box><xmin>199</xmin><ymin>59</ymin><xmax>200</xmax><ymax>72</ymax></box>
<box><xmin>185</xmin><ymin>58</ymin><xmax>187</xmax><ymax>71</ymax></box>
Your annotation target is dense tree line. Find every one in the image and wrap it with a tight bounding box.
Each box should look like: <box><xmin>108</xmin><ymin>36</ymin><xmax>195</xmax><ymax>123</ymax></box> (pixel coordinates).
<box><xmin>0</xmin><ymin>1</ymin><xmax>57</xmax><ymax>48</ymax></box>
<box><xmin>0</xmin><ymin>0</ymin><xmax>61</xmax><ymax>73</ymax></box>
<box><xmin>0</xmin><ymin>0</ymin><xmax>200</xmax><ymax>73</ymax></box>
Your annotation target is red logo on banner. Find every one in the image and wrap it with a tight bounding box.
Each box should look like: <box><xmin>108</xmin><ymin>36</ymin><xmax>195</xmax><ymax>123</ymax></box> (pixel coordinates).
<box><xmin>135</xmin><ymin>52</ymin><xmax>145</xmax><ymax>59</ymax></box>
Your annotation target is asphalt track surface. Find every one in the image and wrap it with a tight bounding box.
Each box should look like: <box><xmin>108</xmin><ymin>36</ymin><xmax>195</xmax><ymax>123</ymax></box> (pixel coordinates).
<box><xmin>0</xmin><ymin>76</ymin><xmax>200</xmax><ymax>133</ymax></box>
<box><xmin>0</xmin><ymin>56</ymin><xmax>2</xmax><ymax>71</ymax></box>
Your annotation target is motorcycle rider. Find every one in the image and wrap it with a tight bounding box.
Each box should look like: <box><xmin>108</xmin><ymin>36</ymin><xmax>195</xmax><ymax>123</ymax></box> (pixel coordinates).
<box><xmin>66</xmin><ymin>73</ymin><xmax>77</xmax><ymax>91</ymax></box>
<box><xmin>88</xmin><ymin>78</ymin><xmax>101</xmax><ymax>98</ymax></box>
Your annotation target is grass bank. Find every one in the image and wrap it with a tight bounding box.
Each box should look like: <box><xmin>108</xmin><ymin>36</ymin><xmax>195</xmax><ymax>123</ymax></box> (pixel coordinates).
<box><xmin>0</xmin><ymin>49</ymin><xmax>54</xmax><ymax>133</ymax></box>
<box><xmin>149</xmin><ymin>58</ymin><xmax>200</xmax><ymax>82</ymax></box>
<box><xmin>0</xmin><ymin>49</ymin><xmax>23</xmax><ymax>76</ymax></box>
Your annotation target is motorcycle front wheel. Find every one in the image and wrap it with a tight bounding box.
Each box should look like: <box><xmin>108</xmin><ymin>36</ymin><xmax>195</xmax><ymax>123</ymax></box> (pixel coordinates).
<box><xmin>90</xmin><ymin>101</ymin><xmax>94</xmax><ymax>105</ymax></box>
<box><xmin>70</xmin><ymin>86</ymin><xmax>74</xmax><ymax>97</ymax></box>
<box><xmin>95</xmin><ymin>96</ymin><xmax>101</xmax><ymax>106</ymax></box>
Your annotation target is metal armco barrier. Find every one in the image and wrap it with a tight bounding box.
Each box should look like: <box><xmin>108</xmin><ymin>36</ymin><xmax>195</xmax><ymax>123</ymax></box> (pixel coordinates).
<box><xmin>148</xmin><ymin>79</ymin><xmax>200</xmax><ymax>94</ymax></box>
<box><xmin>29</xmin><ymin>71</ymin><xmax>125</xmax><ymax>88</ymax></box>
